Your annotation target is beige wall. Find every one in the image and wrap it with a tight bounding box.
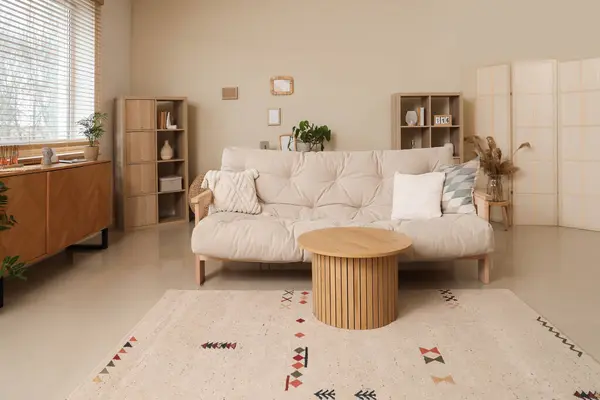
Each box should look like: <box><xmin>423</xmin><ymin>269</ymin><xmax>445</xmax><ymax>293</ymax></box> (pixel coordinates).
<box><xmin>130</xmin><ymin>0</ymin><xmax>600</xmax><ymax>176</ymax></box>
<box><xmin>99</xmin><ymin>0</ymin><xmax>131</xmax><ymax>161</ymax></box>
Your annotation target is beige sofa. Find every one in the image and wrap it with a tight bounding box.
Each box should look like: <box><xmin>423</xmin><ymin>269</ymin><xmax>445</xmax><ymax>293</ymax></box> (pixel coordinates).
<box><xmin>191</xmin><ymin>147</ymin><xmax>494</xmax><ymax>285</ymax></box>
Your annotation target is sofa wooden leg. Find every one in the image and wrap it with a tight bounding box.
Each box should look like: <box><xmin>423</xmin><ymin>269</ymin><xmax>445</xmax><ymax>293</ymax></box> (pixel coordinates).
<box><xmin>195</xmin><ymin>256</ymin><xmax>206</xmax><ymax>286</ymax></box>
<box><xmin>478</xmin><ymin>255</ymin><xmax>491</xmax><ymax>284</ymax></box>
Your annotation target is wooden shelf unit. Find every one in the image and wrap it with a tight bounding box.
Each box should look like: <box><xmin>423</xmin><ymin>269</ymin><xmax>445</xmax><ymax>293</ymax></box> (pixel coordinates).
<box><xmin>391</xmin><ymin>92</ymin><xmax>464</xmax><ymax>163</ymax></box>
<box><xmin>115</xmin><ymin>97</ymin><xmax>189</xmax><ymax>230</ymax></box>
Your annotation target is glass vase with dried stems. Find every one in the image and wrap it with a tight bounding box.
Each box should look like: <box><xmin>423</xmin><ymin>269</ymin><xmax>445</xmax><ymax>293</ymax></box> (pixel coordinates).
<box><xmin>465</xmin><ymin>136</ymin><xmax>531</xmax><ymax>202</ymax></box>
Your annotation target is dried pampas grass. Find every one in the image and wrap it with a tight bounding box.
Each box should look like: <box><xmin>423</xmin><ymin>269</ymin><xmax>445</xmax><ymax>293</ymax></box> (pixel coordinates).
<box><xmin>465</xmin><ymin>135</ymin><xmax>531</xmax><ymax>176</ymax></box>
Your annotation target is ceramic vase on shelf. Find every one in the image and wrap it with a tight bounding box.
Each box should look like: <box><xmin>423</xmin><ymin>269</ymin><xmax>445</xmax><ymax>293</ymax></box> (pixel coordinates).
<box><xmin>405</xmin><ymin>111</ymin><xmax>418</xmax><ymax>126</ymax></box>
<box><xmin>160</xmin><ymin>140</ymin><xmax>174</xmax><ymax>160</ymax></box>
<box><xmin>487</xmin><ymin>175</ymin><xmax>504</xmax><ymax>202</ymax></box>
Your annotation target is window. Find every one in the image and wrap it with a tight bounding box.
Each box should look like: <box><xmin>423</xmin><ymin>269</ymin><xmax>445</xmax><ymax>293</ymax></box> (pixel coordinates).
<box><xmin>0</xmin><ymin>0</ymin><xmax>100</xmax><ymax>146</ymax></box>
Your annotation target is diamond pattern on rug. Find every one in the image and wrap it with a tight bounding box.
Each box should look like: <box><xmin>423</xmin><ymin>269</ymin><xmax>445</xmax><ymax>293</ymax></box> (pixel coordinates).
<box><xmin>297</xmin><ymin>318</ymin><xmax>305</xmax><ymax>323</ymax></box>
<box><xmin>299</xmin><ymin>291</ymin><xmax>309</xmax><ymax>304</ymax></box>
<box><xmin>432</xmin><ymin>375</ymin><xmax>455</xmax><ymax>384</ymax></box>
<box><xmin>292</xmin><ymin>362</ymin><xmax>304</xmax><ymax>369</ymax></box>
<box><xmin>290</xmin><ymin>370</ymin><xmax>303</xmax><ymax>378</ymax></box>
<box><xmin>354</xmin><ymin>389</ymin><xmax>377</xmax><ymax>399</ymax></box>
<box><xmin>290</xmin><ymin>379</ymin><xmax>303</xmax><ymax>388</ymax></box>
<box><xmin>537</xmin><ymin>316</ymin><xmax>583</xmax><ymax>357</ymax></box>
<box><xmin>295</xmin><ymin>332</ymin><xmax>305</xmax><ymax>338</ymax></box>
<box><xmin>574</xmin><ymin>391</ymin><xmax>599</xmax><ymax>399</ymax></box>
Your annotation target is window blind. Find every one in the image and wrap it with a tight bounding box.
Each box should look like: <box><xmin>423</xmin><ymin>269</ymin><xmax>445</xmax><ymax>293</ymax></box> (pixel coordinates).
<box><xmin>0</xmin><ymin>0</ymin><xmax>101</xmax><ymax>146</ymax></box>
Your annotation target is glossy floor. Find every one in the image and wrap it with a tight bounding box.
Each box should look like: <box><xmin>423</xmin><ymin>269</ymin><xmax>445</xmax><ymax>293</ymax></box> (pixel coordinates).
<box><xmin>0</xmin><ymin>223</ymin><xmax>599</xmax><ymax>400</ymax></box>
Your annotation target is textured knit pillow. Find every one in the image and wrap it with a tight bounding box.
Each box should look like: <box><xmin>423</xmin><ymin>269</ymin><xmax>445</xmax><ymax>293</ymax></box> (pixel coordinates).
<box><xmin>437</xmin><ymin>158</ymin><xmax>479</xmax><ymax>214</ymax></box>
<box><xmin>201</xmin><ymin>169</ymin><xmax>261</xmax><ymax>215</ymax></box>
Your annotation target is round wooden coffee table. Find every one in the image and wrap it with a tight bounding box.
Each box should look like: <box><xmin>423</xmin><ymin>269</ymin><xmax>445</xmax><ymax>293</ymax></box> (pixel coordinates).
<box><xmin>298</xmin><ymin>227</ymin><xmax>412</xmax><ymax>330</ymax></box>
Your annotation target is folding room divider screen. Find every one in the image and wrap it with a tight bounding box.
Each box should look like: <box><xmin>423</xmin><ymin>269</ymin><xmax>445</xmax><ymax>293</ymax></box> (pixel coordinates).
<box><xmin>477</xmin><ymin>57</ymin><xmax>600</xmax><ymax>231</ymax></box>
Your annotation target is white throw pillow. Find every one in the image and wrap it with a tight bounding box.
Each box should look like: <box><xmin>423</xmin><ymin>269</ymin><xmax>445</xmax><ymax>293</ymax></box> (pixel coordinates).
<box><xmin>391</xmin><ymin>172</ymin><xmax>445</xmax><ymax>220</ymax></box>
<box><xmin>201</xmin><ymin>169</ymin><xmax>261</xmax><ymax>215</ymax></box>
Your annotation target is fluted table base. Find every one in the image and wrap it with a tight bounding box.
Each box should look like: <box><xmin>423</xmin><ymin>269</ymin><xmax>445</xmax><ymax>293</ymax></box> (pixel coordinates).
<box><xmin>312</xmin><ymin>254</ymin><xmax>398</xmax><ymax>330</ymax></box>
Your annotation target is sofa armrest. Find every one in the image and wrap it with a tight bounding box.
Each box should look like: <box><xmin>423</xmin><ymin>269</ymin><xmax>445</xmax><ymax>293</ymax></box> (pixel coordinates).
<box><xmin>473</xmin><ymin>190</ymin><xmax>491</xmax><ymax>221</ymax></box>
<box><xmin>191</xmin><ymin>190</ymin><xmax>213</xmax><ymax>224</ymax></box>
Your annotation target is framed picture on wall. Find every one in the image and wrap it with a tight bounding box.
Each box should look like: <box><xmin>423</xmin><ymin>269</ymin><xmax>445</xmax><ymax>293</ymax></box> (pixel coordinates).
<box><xmin>268</xmin><ymin>108</ymin><xmax>281</xmax><ymax>126</ymax></box>
<box><xmin>279</xmin><ymin>134</ymin><xmax>296</xmax><ymax>151</ymax></box>
<box><xmin>271</xmin><ymin>76</ymin><xmax>294</xmax><ymax>95</ymax></box>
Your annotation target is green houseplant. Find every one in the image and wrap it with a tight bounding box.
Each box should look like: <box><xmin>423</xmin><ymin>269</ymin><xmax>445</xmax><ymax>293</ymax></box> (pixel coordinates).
<box><xmin>290</xmin><ymin>120</ymin><xmax>332</xmax><ymax>151</ymax></box>
<box><xmin>78</xmin><ymin>112</ymin><xmax>108</xmax><ymax>161</ymax></box>
<box><xmin>0</xmin><ymin>180</ymin><xmax>26</xmax><ymax>308</ymax></box>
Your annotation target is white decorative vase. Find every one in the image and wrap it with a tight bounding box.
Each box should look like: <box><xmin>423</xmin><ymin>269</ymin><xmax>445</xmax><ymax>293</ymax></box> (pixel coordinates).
<box><xmin>160</xmin><ymin>140</ymin><xmax>174</xmax><ymax>160</ymax></box>
<box><xmin>405</xmin><ymin>111</ymin><xmax>418</xmax><ymax>126</ymax></box>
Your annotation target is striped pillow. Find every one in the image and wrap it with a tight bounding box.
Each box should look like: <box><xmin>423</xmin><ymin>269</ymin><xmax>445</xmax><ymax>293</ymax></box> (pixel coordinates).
<box><xmin>437</xmin><ymin>158</ymin><xmax>479</xmax><ymax>214</ymax></box>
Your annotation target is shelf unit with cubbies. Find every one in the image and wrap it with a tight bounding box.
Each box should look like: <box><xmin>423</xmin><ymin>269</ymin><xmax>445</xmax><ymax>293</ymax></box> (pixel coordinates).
<box><xmin>391</xmin><ymin>92</ymin><xmax>463</xmax><ymax>164</ymax></box>
<box><xmin>115</xmin><ymin>96</ymin><xmax>189</xmax><ymax>230</ymax></box>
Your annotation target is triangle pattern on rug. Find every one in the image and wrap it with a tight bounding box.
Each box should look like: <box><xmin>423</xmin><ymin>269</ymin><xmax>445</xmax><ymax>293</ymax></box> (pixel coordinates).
<box><xmin>124</xmin><ymin>342</ymin><xmax>132</xmax><ymax>348</ymax></box>
<box><xmin>107</xmin><ymin>361</ymin><xmax>115</xmax><ymax>368</ymax></box>
<box><xmin>573</xmin><ymin>391</ymin><xmax>599</xmax><ymax>399</ymax></box>
<box><xmin>92</xmin><ymin>376</ymin><xmax>102</xmax><ymax>383</ymax></box>
<box><xmin>424</xmin><ymin>355</ymin><xmax>445</xmax><ymax>364</ymax></box>
<box><xmin>100</xmin><ymin>368</ymin><xmax>109</xmax><ymax>375</ymax></box>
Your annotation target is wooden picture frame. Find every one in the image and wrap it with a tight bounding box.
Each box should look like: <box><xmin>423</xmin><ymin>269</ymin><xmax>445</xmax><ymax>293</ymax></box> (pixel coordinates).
<box><xmin>279</xmin><ymin>134</ymin><xmax>296</xmax><ymax>151</ymax></box>
<box><xmin>433</xmin><ymin>114</ymin><xmax>452</xmax><ymax>126</ymax></box>
<box><xmin>271</xmin><ymin>76</ymin><xmax>294</xmax><ymax>95</ymax></box>
<box><xmin>268</xmin><ymin>108</ymin><xmax>281</xmax><ymax>126</ymax></box>
<box><xmin>222</xmin><ymin>87</ymin><xmax>238</xmax><ymax>100</ymax></box>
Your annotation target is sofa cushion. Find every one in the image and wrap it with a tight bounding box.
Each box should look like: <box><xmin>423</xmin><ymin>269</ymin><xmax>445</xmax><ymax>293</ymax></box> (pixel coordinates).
<box><xmin>438</xmin><ymin>158</ymin><xmax>479</xmax><ymax>214</ymax></box>
<box><xmin>191</xmin><ymin>213</ymin><xmax>494</xmax><ymax>263</ymax></box>
<box><xmin>201</xmin><ymin>169</ymin><xmax>261</xmax><ymax>215</ymax></box>
<box><xmin>220</xmin><ymin>147</ymin><xmax>453</xmax><ymax>221</ymax></box>
<box><xmin>392</xmin><ymin>172</ymin><xmax>445</xmax><ymax>220</ymax></box>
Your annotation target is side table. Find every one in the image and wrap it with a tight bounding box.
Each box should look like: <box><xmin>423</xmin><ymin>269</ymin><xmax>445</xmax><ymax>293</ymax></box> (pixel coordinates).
<box><xmin>474</xmin><ymin>191</ymin><xmax>511</xmax><ymax>230</ymax></box>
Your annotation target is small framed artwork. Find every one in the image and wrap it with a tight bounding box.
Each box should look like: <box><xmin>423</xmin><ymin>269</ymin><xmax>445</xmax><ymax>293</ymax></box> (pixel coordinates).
<box><xmin>271</xmin><ymin>76</ymin><xmax>294</xmax><ymax>95</ymax></box>
<box><xmin>279</xmin><ymin>134</ymin><xmax>296</xmax><ymax>151</ymax></box>
<box><xmin>268</xmin><ymin>108</ymin><xmax>281</xmax><ymax>126</ymax></box>
<box><xmin>222</xmin><ymin>87</ymin><xmax>238</xmax><ymax>100</ymax></box>
<box><xmin>433</xmin><ymin>114</ymin><xmax>452</xmax><ymax>126</ymax></box>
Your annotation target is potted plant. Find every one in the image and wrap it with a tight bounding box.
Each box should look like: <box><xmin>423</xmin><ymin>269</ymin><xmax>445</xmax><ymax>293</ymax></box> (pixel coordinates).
<box><xmin>290</xmin><ymin>120</ymin><xmax>332</xmax><ymax>152</ymax></box>
<box><xmin>78</xmin><ymin>112</ymin><xmax>108</xmax><ymax>161</ymax></box>
<box><xmin>0</xmin><ymin>180</ymin><xmax>26</xmax><ymax>308</ymax></box>
<box><xmin>465</xmin><ymin>135</ymin><xmax>531</xmax><ymax>201</ymax></box>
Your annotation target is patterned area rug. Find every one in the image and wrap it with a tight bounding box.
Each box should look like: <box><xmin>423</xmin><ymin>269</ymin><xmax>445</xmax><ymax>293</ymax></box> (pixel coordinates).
<box><xmin>69</xmin><ymin>289</ymin><xmax>600</xmax><ymax>399</ymax></box>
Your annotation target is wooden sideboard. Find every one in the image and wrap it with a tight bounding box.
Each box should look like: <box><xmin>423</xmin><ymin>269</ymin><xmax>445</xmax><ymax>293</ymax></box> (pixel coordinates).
<box><xmin>0</xmin><ymin>161</ymin><xmax>112</xmax><ymax>265</ymax></box>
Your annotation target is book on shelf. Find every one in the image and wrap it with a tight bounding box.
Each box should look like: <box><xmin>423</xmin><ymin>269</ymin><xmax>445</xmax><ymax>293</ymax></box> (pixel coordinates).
<box><xmin>158</xmin><ymin>111</ymin><xmax>168</xmax><ymax>129</ymax></box>
<box><xmin>418</xmin><ymin>107</ymin><xmax>425</xmax><ymax>126</ymax></box>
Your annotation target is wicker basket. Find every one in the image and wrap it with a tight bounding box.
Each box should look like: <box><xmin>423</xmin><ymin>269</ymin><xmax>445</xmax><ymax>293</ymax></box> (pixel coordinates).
<box><xmin>188</xmin><ymin>173</ymin><xmax>210</xmax><ymax>216</ymax></box>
